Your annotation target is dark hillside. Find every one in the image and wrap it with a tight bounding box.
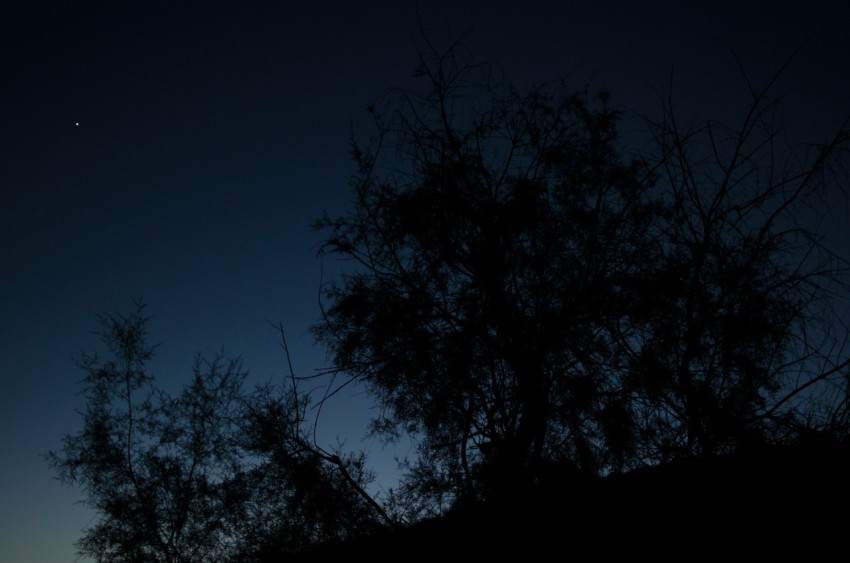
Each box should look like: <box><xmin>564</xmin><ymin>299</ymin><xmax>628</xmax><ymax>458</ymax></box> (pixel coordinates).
<box><xmin>279</xmin><ymin>443</ymin><xmax>850</xmax><ymax>560</ymax></box>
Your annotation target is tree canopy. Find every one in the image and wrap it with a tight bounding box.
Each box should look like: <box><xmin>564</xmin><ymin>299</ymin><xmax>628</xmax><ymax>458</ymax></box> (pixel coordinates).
<box><xmin>313</xmin><ymin>47</ymin><xmax>850</xmax><ymax>510</ymax></box>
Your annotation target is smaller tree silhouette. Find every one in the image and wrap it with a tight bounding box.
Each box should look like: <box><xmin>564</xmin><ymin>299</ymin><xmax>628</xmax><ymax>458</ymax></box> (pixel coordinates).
<box><xmin>48</xmin><ymin>302</ymin><xmax>250</xmax><ymax>562</ymax></box>
<box><xmin>48</xmin><ymin>302</ymin><xmax>387</xmax><ymax>563</ymax></box>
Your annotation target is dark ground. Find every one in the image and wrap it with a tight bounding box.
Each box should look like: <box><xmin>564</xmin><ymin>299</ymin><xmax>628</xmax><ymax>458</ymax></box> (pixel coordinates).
<box><xmin>278</xmin><ymin>442</ymin><xmax>850</xmax><ymax>560</ymax></box>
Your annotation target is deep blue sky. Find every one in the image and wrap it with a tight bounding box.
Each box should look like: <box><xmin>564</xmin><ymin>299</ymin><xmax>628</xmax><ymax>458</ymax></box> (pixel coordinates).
<box><xmin>2</xmin><ymin>2</ymin><xmax>849</xmax><ymax>561</ymax></box>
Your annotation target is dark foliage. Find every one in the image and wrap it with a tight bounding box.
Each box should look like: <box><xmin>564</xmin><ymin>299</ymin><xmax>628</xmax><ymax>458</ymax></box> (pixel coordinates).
<box><xmin>315</xmin><ymin>48</ymin><xmax>663</xmax><ymax>507</ymax></box>
<box><xmin>313</xmin><ymin>45</ymin><xmax>850</xmax><ymax>513</ymax></box>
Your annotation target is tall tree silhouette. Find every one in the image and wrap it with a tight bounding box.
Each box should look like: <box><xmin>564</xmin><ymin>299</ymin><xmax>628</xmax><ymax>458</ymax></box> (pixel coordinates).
<box><xmin>314</xmin><ymin>46</ymin><xmax>661</xmax><ymax>507</ymax></box>
<box><xmin>314</xmin><ymin>46</ymin><xmax>850</xmax><ymax>510</ymax></box>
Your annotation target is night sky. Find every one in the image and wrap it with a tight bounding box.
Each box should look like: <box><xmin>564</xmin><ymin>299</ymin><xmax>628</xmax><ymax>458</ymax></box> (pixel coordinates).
<box><xmin>2</xmin><ymin>2</ymin><xmax>849</xmax><ymax>561</ymax></box>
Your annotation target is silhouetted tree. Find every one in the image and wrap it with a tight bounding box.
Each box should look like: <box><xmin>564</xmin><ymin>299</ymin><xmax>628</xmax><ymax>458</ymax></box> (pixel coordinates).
<box><xmin>48</xmin><ymin>303</ymin><xmax>385</xmax><ymax>563</ymax></box>
<box><xmin>313</xmin><ymin>46</ymin><xmax>662</xmax><ymax>508</ymax></box>
<box><xmin>313</xmin><ymin>45</ymin><xmax>850</xmax><ymax>511</ymax></box>
<box><xmin>48</xmin><ymin>303</ymin><xmax>250</xmax><ymax>562</ymax></box>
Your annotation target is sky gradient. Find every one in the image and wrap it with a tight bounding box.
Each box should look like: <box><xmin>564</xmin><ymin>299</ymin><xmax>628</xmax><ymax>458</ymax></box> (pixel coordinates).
<box><xmin>2</xmin><ymin>2</ymin><xmax>849</xmax><ymax>561</ymax></box>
